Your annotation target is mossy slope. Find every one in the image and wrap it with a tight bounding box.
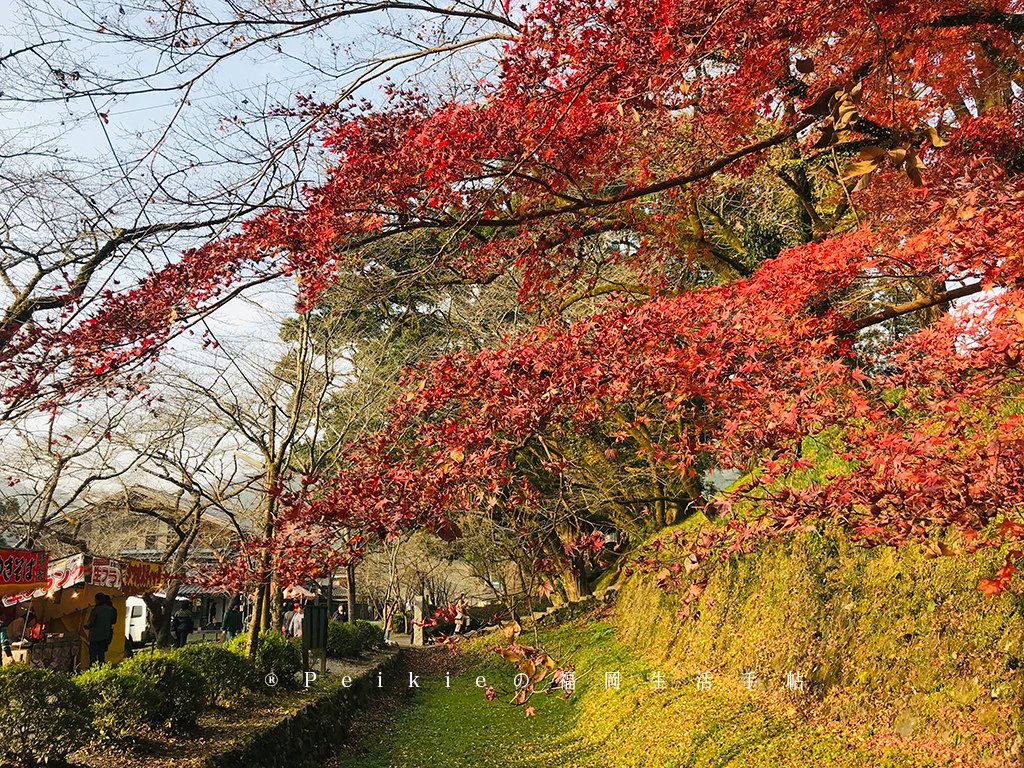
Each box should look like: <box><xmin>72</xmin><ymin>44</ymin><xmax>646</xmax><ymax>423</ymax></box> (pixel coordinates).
<box><xmin>334</xmin><ymin>618</ymin><xmax>974</xmax><ymax>767</ymax></box>
<box><xmin>613</xmin><ymin>528</ymin><xmax>1024</xmax><ymax>764</ymax></box>
<box><xmin>333</xmin><ymin>529</ymin><xmax>1024</xmax><ymax>767</ymax></box>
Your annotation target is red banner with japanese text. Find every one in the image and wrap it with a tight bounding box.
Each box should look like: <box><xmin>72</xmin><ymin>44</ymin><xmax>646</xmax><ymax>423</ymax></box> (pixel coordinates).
<box><xmin>0</xmin><ymin>549</ymin><xmax>48</xmax><ymax>597</ymax></box>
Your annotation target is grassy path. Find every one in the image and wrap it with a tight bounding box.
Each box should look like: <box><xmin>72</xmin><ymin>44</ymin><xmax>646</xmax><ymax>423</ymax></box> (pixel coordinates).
<box><xmin>330</xmin><ymin>622</ymin><xmax>970</xmax><ymax>768</ymax></box>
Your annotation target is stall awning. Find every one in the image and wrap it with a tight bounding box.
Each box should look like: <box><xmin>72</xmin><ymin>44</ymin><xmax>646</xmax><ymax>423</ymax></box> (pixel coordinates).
<box><xmin>1</xmin><ymin>554</ymin><xmax>165</xmax><ymax>607</ymax></box>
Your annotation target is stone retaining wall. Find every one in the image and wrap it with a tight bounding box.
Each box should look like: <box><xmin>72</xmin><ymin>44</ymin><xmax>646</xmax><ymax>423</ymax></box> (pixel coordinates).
<box><xmin>202</xmin><ymin>651</ymin><xmax>404</xmax><ymax>768</ymax></box>
<box><xmin>531</xmin><ymin>585</ymin><xmax>620</xmax><ymax>625</ymax></box>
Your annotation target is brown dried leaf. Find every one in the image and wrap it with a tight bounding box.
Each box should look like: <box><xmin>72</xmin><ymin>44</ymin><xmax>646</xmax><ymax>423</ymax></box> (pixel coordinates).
<box><xmin>923</xmin><ymin>540</ymin><xmax>957</xmax><ymax>559</ymax></box>
<box><xmin>840</xmin><ymin>158</ymin><xmax>882</xmax><ymax>182</ymax></box>
<box><xmin>834</xmin><ymin>99</ymin><xmax>859</xmax><ymax>131</ymax></box>
<box><xmin>925</xmin><ymin>126</ymin><xmax>950</xmax><ymax>148</ymax></box>
<box><xmin>887</xmin><ymin>148</ymin><xmax>908</xmax><ymax>168</ymax></box>
<box><xmin>906</xmin><ymin>155</ymin><xmax>924</xmax><ymax>187</ymax></box>
<box><xmin>859</xmin><ymin>146</ymin><xmax>887</xmax><ymax>162</ymax></box>
<box><xmin>852</xmin><ymin>173</ymin><xmax>873</xmax><ymax>193</ymax></box>
<box><xmin>503</xmin><ymin>619</ymin><xmax>522</xmax><ymax>641</ymax></box>
<box><xmin>683</xmin><ymin>552</ymin><xmax>700</xmax><ymax>575</ymax></box>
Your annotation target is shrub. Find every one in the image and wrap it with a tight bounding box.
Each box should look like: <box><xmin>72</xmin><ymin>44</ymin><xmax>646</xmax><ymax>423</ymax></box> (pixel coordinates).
<box><xmin>174</xmin><ymin>643</ymin><xmax>256</xmax><ymax>706</ymax></box>
<box><xmin>0</xmin><ymin>665</ymin><xmax>92</xmax><ymax>766</ymax></box>
<box><xmin>75</xmin><ymin>662</ymin><xmax>162</xmax><ymax>742</ymax></box>
<box><xmin>235</xmin><ymin>629</ymin><xmax>302</xmax><ymax>684</ymax></box>
<box><xmin>356</xmin><ymin>620</ymin><xmax>385</xmax><ymax>650</ymax></box>
<box><xmin>226</xmin><ymin>631</ymin><xmax>248</xmax><ymax>655</ymax></box>
<box><xmin>118</xmin><ymin>654</ymin><xmax>207</xmax><ymax>731</ymax></box>
<box><xmin>327</xmin><ymin>619</ymin><xmax>384</xmax><ymax>658</ymax></box>
<box><xmin>327</xmin><ymin>620</ymin><xmax>361</xmax><ymax>658</ymax></box>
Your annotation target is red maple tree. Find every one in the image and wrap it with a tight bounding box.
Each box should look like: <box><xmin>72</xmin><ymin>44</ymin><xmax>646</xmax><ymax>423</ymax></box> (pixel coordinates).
<box><xmin>11</xmin><ymin>1</ymin><xmax>1024</xmax><ymax>595</ymax></box>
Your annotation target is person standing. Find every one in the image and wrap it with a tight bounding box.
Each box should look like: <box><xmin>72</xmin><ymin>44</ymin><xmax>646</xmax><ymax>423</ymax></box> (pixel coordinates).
<box><xmin>0</xmin><ymin>617</ymin><xmax>15</xmax><ymax>665</ymax></box>
<box><xmin>282</xmin><ymin>602</ymin><xmax>297</xmax><ymax>636</ymax></box>
<box><xmin>288</xmin><ymin>605</ymin><xmax>304</xmax><ymax>638</ymax></box>
<box><xmin>222</xmin><ymin>597</ymin><xmax>243</xmax><ymax>642</ymax></box>
<box><xmin>170</xmin><ymin>603</ymin><xmax>194</xmax><ymax>648</ymax></box>
<box><xmin>85</xmin><ymin>593</ymin><xmax>118</xmax><ymax>667</ymax></box>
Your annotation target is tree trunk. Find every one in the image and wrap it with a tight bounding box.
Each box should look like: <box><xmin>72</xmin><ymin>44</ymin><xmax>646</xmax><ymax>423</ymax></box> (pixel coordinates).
<box><xmin>260</xmin><ymin>581</ymin><xmax>271</xmax><ymax>631</ymax></box>
<box><xmin>269</xmin><ymin>577</ymin><xmax>283</xmax><ymax>632</ymax></box>
<box><xmin>143</xmin><ymin>582</ymin><xmax>179</xmax><ymax>648</ymax></box>
<box><xmin>246</xmin><ymin>580</ymin><xmax>266</xmax><ymax>656</ymax></box>
<box><xmin>560</xmin><ymin>559</ymin><xmax>588</xmax><ymax>602</ymax></box>
<box><xmin>346</xmin><ymin>562</ymin><xmax>357</xmax><ymax>624</ymax></box>
<box><xmin>382</xmin><ymin>600</ymin><xmax>397</xmax><ymax>637</ymax></box>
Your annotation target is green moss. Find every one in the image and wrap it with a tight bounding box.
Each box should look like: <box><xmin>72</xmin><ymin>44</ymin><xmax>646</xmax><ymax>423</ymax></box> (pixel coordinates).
<box><xmin>615</xmin><ymin>528</ymin><xmax>1024</xmax><ymax>760</ymax></box>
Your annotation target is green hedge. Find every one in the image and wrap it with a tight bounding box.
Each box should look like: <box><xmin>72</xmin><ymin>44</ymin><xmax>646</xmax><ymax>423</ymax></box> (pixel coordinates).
<box><xmin>76</xmin><ymin>644</ymin><xmax>258</xmax><ymax>740</ymax></box>
<box><xmin>74</xmin><ymin>662</ymin><xmax>162</xmax><ymax>742</ymax></box>
<box><xmin>0</xmin><ymin>664</ymin><xmax>92</xmax><ymax>767</ymax></box>
<box><xmin>175</xmin><ymin>643</ymin><xmax>257</xmax><ymax>706</ymax></box>
<box><xmin>327</xmin><ymin>620</ymin><xmax>361</xmax><ymax>657</ymax></box>
<box><xmin>230</xmin><ymin>629</ymin><xmax>302</xmax><ymax>684</ymax></box>
<box><xmin>0</xmin><ymin>630</ymin><xmax>395</xmax><ymax>767</ymax></box>
<box><xmin>355</xmin><ymin>620</ymin><xmax>385</xmax><ymax>650</ymax></box>
<box><xmin>117</xmin><ymin>654</ymin><xmax>208</xmax><ymax>731</ymax></box>
<box><xmin>210</xmin><ymin>652</ymin><xmax>404</xmax><ymax>768</ymax></box>
<box><xmin>326</xmin><ymin>619</ymin><xmax>384</xmax><ymax>659</ymax></box>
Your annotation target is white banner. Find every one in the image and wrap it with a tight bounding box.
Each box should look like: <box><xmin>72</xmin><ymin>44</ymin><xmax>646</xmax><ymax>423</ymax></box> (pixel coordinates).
<box><xmin>89</xmin><ymin>558</ymin><xmax>122</xmax><ymax>590</ymax></box>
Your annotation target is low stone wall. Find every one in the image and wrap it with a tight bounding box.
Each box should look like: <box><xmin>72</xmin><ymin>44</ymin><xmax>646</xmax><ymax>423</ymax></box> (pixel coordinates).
<box><xmin>202</xmin><ymin>651</ymin><xmax>404</xmax><ymax>768</ymax></box>
<box><xmin>531</xmin><ymin>585</ymin><xmax>620</xmax><ymax>625</ymax></box>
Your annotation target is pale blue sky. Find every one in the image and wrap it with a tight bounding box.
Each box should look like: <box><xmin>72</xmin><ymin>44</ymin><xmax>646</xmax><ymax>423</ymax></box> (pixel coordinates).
<box><xmin>0</xmin><ymin>0</ymin><xmax>506</xmax><ymax>358</ymax></box>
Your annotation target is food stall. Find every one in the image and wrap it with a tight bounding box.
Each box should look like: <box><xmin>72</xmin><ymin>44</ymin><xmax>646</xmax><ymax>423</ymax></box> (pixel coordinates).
<box><xmin>0</xmin><ymin>548</ymin><xmax>50</xmax><ymax>665</ymax></box>
<box><xmin>2</xmin><ymin>554</ymin><xmax>128</xmax><ymax>671</ymax></box>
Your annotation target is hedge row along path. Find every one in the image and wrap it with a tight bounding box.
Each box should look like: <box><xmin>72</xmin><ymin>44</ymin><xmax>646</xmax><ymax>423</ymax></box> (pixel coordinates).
<box><xmin>69</xmin><ymin>650</ymin><xmax>399</xmax><ymax>768</ymax></box>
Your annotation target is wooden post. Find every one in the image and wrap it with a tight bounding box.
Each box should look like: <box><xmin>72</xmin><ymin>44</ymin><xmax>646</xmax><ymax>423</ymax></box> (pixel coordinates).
<box><xmin>301</xmin><ymin>614</ymin><xmax>310</xmax><ymax>676</ymax></box>
<box><xmin>322</xmin><ymin>575</ymin><xmax>331</xmax><ymax>675</ymax></box>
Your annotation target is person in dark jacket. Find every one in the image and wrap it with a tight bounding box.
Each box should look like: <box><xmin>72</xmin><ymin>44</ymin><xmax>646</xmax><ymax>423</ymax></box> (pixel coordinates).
<box><xmin>85</xmin><ymin>593</ymin><xmax>118</xmax><ymax>667</ymax></box>
<box><xmin>170</xmin><ymin>604</ymin><xmax>195</xmax><ymax>648</ymax></box>
<box><xmin>222</xmin><ymin>597</ymin><xmax>243</xmax><ymax>641</ymax></box>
